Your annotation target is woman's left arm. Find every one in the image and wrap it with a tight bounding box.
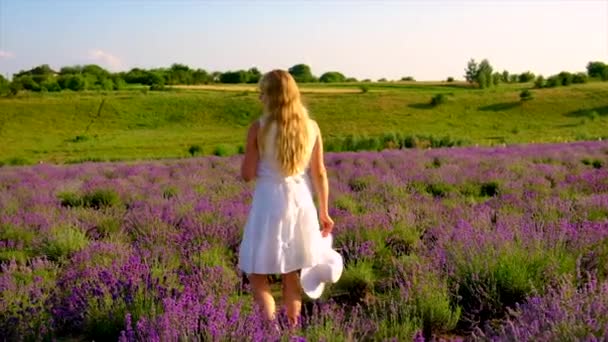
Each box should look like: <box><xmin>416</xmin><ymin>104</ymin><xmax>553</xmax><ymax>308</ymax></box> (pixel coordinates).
<box><xmin>240</xmin><ymin>121</ymin><xmax>260</xmax><ymax>182</ymax></box>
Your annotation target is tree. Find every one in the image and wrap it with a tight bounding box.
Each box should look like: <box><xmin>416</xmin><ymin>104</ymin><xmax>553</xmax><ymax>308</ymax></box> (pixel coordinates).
<box><xmin>167</xmin><ymin>63</ymin><xmax>193</xmax><ymax>85</ymax></box>
<box><xmin>586</xmin><ymin>61</ymin><xmax>607</xmax><ymax>78</ymax></box>
<box><xmin>476</xmin><ymin>59</ymin><xmax>493</xmax><ymax>89</ymax></box>
<box><xmin>65</xmin><ymin>75</ymin><xmax>86</xmax><ymax>91</ymax></box>
<box><xmin>557</xmin><ymin>71</ymin><xmax>573</xmax><ymax>86</ymax></box>
<box><xmin>220</xmin><ymin>70</ymin><xmax>247</xmax><ymax>84</ymax></box>
<box><xmin>501</xmin><ymin>70</ymin><xmax>510</xmax><ymax>83</ymax></box>
<box><xmin>534</xmin><ymin>75</ymin><xmax>545</xmax><ymax>88</ymax></box>
<box><xmin>464</xmin><ymin>59</ymin><xmax>478</xmax><ymax>84</ymax></box>
<box><xmin>59</xmin><ymin>66</ymin><xmax>83</xmax><ymax>75</ymax></box>
<box><xmin>319</xmin><ymin>71</ymin><xmax>346</xmax><ymax>83</ymax></box>
<box><xmin>82</xmin><ymin>64</ymin><xmax>110</xmax><ymax>78</ymax></box>
<box><xmin>0</xmin><ymin>74</ymin><xmax>9</xmax><ymax>94</ymax></box>
<box><xmin>518</xmin><ymin>71</ymin><xmax>535</xmax><ymax>83</ymax></box>
<box><xmin>492</xmin><ymin>72</ymin><xmax>501</xmax><ymax>86</ymax></box>
<box><xmin>15</xmin><ymin>75</ymin><xmax>40</xmax><ymax>91</ymax></box>
<box><xmin>572</xmin><ymin>72</ymin><xmax>588</xmax><ymax>84</ymax></box>
<box><xmin>246</xmin><ymin>67</ymin><xmax>262</xmax><ymax>84</ymax></box>
<box><xmin>288</xmin><ymin>64</ymin><xmax>315</xmax><ymax>83</ymax></box>
<box><xmin>192</xmin><ymin>69</ymin><xmax>210</xmax><ymax>84</ymax></box>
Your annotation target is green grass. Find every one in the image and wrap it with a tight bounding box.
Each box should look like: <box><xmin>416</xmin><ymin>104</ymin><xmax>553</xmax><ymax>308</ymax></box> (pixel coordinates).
<box><xmin>1</xmin><ymin>81</ymin><xmax>608</xmax><ymax>164</ymax></box>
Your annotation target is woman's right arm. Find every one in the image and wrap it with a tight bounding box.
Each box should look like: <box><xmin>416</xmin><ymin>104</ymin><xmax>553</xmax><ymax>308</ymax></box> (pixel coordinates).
<box><xmin>310</xmin><ymin>123</ymin><xmax>334</xmax><ymax>237</ymax></box>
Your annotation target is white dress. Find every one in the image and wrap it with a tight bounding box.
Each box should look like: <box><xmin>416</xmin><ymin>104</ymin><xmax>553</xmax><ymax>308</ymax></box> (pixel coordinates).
<box><xmin>238</xmin><ymin>118</ymin><xmax>324</xmax><ymax>275</ymax></box>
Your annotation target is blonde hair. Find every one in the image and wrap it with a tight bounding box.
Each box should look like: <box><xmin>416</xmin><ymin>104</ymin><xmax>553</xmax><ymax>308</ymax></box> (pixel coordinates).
<box><xmin>258</xmin><ymin>70</ymin><xmax>311</xmax><ymax>176</ymax></box>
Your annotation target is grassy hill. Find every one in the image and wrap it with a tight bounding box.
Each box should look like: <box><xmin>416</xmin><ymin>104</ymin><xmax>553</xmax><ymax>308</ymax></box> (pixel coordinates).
<box><xmin>0</xmin><ymin>81</ymin><xmax>607</xmax><ymax>165</ymax></box>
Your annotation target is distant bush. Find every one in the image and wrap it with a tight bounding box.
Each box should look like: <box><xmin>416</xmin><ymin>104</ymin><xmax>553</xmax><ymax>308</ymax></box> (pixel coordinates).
<box><xmin>320</xmin><ymin>71</ymin><xmax>346</xmax><ymax>83</ymax></box>
<box><xmin>402</xmin><ymin>135</ymin><xmax>419</xmax><ymax>148</ymax></box>
<box><xmin>520</xmin><ymin>89</ymin><xmax>533</xmax><ymax>101</ymax></box>
<box><xmin>558</xmin><ymin>72</ymin><xmax>574</xmax><ymax>86</ymax></box>
<box><xmin>430</xmin><ymin>94</ymin><xmax>448</xmax><ymax>107</ymax></box>
<box><xmin>533</xmin><ymin>75</ymin><xmax>545</xmax><ymax>89</ymax></box>
<box><xmin>446</xmin><ymin>77</ymin><xmax>454</xmax><ymax>82</ymax></box>
<box><xmin>82</xmin><ymin>189</ymin><xmax>121</xmax><ymax>209</ymax></box>
<box><xmin>586</xmin><ymin>61</ymin><xmax>608</xmax><ymax>80</ymax></box>
<box><xmin>518</xmin><ymin>71</ymin><xmax>535</xmax><ymax>83</ymax></box>
<box><xmin>188</xmin><ymin>144</ymin><xmax>202</xmax><ymax>156</ymax></box>
<box><xmin>149</xmin><ymin>83</ymin><xmax>166</xmax><ymax>91</ymax></box>
<box><xmin>480</xmin><ymin>181</ymin><xmax>500</xmax><ymax>197</ymax></box>
<box><xmin>545</xmin><ymin>75</ymin><xmax>561</xmax><ymax>88</ymax></box>
<box><xmin>572</xmin><ymin>72</ymin><xmax>588</xmax><ymax>84</ymax></box>
<box><xmin>359</xmin><ymin>85</ymin><xmax>369</xmax><ymax>93</ymax></box>
<box><xmin>401</xmin><ymin>76</ymin><xmax>415</xmax><ymax>81</ymax></box>
<box><xmin>213</xmin><ymin>144</ymin><xmax>232</xmax><ymax>156</ymax></box>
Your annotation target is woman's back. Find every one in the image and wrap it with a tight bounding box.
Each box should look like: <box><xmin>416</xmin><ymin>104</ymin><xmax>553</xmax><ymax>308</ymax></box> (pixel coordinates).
<box><xmin>257</xmin><ymin>118</ymin><xmax>318</xmax><ymax>179</ymax></box>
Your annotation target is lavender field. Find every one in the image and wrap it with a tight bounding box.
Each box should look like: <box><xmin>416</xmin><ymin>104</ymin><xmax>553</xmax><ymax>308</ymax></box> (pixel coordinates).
<box><xmin>1</xmin><ymin>141</ymin><xmax>608</xmax><ymax>341</ymax></box>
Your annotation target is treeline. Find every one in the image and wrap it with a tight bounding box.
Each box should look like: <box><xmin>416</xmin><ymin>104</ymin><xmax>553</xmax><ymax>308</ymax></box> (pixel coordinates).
<box><xmin>0</xmin><ymin>63</ymin><xmax>362</xmax><ymax>95</ymax></box>
<box><xmin>1</xmin><ymin>60</ymin><xmax>607</xmax><ymax>95</ymax></box>
<box><xmin>464</xmin><ymin>59</ymin><xmax>608</xmax><ymax>89</ymax></box>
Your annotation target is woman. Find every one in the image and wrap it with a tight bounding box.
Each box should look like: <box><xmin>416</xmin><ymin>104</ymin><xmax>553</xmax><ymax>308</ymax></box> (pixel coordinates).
<box><xmin>238</xmin><ymin>69</ymin><xmax>334</xmax><ymax>328</ymax></box>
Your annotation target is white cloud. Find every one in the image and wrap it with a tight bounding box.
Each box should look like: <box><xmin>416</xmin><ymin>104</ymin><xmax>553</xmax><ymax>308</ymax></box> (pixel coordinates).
<box><xmin>0</xmin><ymin>50</ymin><xmax>15</xmax><ymax>59</ymax></box>
<box><xmin>88</xmin><ymin>49</ymin><xmax>124</xmax><ymax>70</ymax></box>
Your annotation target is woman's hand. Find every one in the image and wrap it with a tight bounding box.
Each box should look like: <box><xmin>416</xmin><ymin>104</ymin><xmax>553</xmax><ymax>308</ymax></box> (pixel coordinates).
<box><xmin>320</xmin><ymin>212</ymin><xmax>334</xmax><ymax>237</ymax></box>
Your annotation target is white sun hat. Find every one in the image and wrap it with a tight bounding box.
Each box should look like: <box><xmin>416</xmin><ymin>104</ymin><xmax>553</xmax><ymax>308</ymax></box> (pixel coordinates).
<box><xmin>300</xmin><ymin>234</ymin><xmax>344</xmax><ymax>299</ymax></box>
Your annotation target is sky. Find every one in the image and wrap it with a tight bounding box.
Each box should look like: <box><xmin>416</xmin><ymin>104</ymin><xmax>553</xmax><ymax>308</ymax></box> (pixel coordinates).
<box><xmin>0</xmin><ymin>0</ymin><xmax>607</xmax><ymax>81</ymax></box>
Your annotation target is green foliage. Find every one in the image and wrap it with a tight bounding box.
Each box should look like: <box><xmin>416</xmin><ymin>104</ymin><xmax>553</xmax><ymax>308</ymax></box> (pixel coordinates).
<box><xmin>320</xmin><ymin>71</ymin><xmax>346</xmax><ymax>83</ymax></box>
<box><xmin>82</xmin><ymin>189</ymin><xmax>121</xmax><ymax>209</ymax></box>
<box><xmin>413</xmin><ymin>276</ymin><xmax>461</xmax><ymax>338</ymax></box>
<box><xmin>582</xmin><ymin>158</ymin><xmax>603</xmax><ymax>169</ymax></box>
<box><xmin>492</xmin><ymin>72</ymin><xmax>501</xmax><ymax>86</ymax></box>
<box><xmin>58</xmin><ymin>191</ymin><xmax>82</xmax><ymax>207</ymax></box>
<box><xmin>188</xmin><ymin>144</ymin><xmax>202</xmax><ymax>156</ymax></box>
<box><xmin>520</xmin><ymin>89</ymin><xmax>533</xmax><ymax>101</ymax></box>
<box><xmin>358</xmin><ymin>85</ymin><xmax>369</xmax><ymax>93</ymax></box>
<box><xmin>446</xmin><ymin>77</ymin><xmax>454</xmax><ymax>82</ymax></box>
<box><xmin>452</xmin><ymin>244</ymin><xmax>576</xmax><ymax>329</ymax></box>
<box><xmin>518</xmin><ymin>71</ymin><xmax>535</xmax><ymax>83</ymax></box>
<box><xmin>401</xmin><ymin>76</ymin><xmax>415</xmax><ymax>81</ymax></box>
<box><xmin>558</xmin><ymin>71</ymin><xmax>574</xmax><ymax>86</ymax></box>
<box><xmin>479</xmin><ymin>181</ymin><xmax>500</xmax><ymax>197</ymax></box>
<box><xmin>465</xmin><ymin>58</ymin><xmax>494</xmax><ymax>88</ymax></box>
<box><xmin>288</xmin><ymin>64</ymin><xmax>316</xmax><ymax>83</ymax></box>
<box><xmin>534</xmin><ymin>75</ymin><xmax>545</xmax><ymax>88</ymax></box>
<box><xmin>330</xmin><ymin>261</ymin><xmax>376</xmax><ymax>302</ymax></box>
<box><xmin>545</xmin><ymin>75</ymin><xmax>561</xmax><ymax>88</ymax></box>
<box><xmin>425</xmin><ymin>182</ymin><xmax>453</xmax><ymax>198</ymax></box>
<box><xmin>572</xmin><ymin>72</ymin><xmax>588</xmax><ymax>84</ymax></box>
<box><xmin>0</xmin><ymin>74</ymin><xmax>9</xmax><ymax>95</ymax></box>
<box><xmin>43</xmin><ymin>225</ymin><xmax>89</xmax><ymax>261</ymax></box>
<box><xmin>149</xmin><ymin>83</ymin><xmax>166</xmax><ymax>91</ymax></box>
<box><xmin>430</xmin><ymin>93</ymin><xmax>448</xmax><ymax>106</ymax></box>
<box><xmin>464</xmin><ymin>58</ymin><xmax>478</xmax><ymax>84</ymax></box>
<box><xmin>212</xmin><ymin>144</ymin><xmax>232</xmax><ymax>156</ymax></box>
<box><xmin>477</xmin><ymin>59</ymin><xmax>494</xmax><ymax>89</ymax></box>
<box><xmin>219</xmin><ymin>70</ymin><xmax>248</xmax><ymax>84</ymax></box>
<box><xmin>59</xmin><ymin>189</ymin><xmax>121</xmax><ymax>209</ymax></box>
<box><xmin>586</xmin><ymin>61</ymin><xmax>608</xmax><ymax>79</ymax></box>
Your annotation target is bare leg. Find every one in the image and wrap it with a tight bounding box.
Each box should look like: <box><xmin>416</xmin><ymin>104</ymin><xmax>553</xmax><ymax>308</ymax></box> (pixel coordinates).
<box><xmin>249</xmin><ymin>274</ymin><xmax>276</xmax><ymax>321</ymax></box>
<box><xmin>281</xmin><ymin>271</ymin><xmax>302</xmax><ymax>329</ymax></box>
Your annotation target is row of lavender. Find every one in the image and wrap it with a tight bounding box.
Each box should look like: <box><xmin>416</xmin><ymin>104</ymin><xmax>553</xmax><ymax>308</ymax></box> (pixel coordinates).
<box><xmin>1</xmin><ymin>141</ymin><xmax>607</xmax><ymax>341</ymax></box>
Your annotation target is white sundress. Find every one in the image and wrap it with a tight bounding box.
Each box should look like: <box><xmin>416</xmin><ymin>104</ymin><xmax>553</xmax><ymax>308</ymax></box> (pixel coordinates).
<box><xmin>238</xmin><ymin>118</ymin><xmax>324</xmax><ymax>275</ymax></box>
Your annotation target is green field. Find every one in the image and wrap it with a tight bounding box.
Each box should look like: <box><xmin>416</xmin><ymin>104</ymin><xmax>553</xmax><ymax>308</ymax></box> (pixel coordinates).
<box><xmin>1</xmin><ymin>81</ymin><xmax>607</xmax><ymax>164</ymax></box>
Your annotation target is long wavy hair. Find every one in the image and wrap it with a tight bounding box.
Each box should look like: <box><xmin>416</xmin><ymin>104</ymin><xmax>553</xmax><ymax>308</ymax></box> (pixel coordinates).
<box><xmin>258</xmin><ymin>70</ymin><xmax>311</xmax><ymax>176</ymax></box>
